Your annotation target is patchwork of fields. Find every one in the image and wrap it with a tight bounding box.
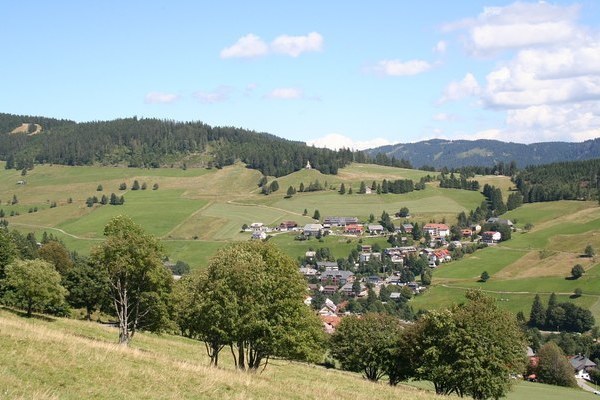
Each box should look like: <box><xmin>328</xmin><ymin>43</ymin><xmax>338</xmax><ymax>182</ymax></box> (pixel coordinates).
<box><xmin>1</xmin><ymin>161</ymin><xmax>599</xmax><ymax>320</ymax></box>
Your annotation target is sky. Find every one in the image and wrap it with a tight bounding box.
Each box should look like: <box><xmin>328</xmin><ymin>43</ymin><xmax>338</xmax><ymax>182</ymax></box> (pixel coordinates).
<box><xmin>1</xmin><ymin>1</ymin><xmax>600</xmax><ymax>149</ymax></box>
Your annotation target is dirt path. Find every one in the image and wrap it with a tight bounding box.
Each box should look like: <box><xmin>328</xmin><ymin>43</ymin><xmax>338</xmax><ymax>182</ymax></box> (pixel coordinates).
<box><xmin>162</xmin><ymin>201</ymin><xmax>213</xmax><ymax>238</ymax></box>
<box><xmin>9</xmin><ymin>222</ymin><xmax>102</xmax><ymax>241</ymax></box>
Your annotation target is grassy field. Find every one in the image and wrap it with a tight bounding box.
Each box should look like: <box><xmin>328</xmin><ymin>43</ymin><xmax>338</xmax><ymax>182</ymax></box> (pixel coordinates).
<box><xmin>0</xmin><ymin>162</ymin><xmax>490</xmax><ymax>264</ymax></box>
<box><xmin>1</xmin><ymin>307</ymin><xmax>593</xmax><ymax>400</ymax></box>
<box><xmin>0</xmin><ymin>307</ymin><xmax>438</xmax><ymax>400</ymax></box>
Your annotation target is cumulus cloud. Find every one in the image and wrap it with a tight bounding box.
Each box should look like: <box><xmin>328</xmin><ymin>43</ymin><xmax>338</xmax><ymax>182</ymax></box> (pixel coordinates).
<box><xmin>439</xmin><ymin>73</ymin><xmax>481</xmax><ymax>103</ymax></box>
<box><xmin>373</xmin><ymin>59</ymin><xmax>432</xmax><ymax>76</ymax></box>
<box><xmin>306</xmin><ymin>133</ymin><xmax>392</xmax><ymax>151</ymax></box>
<box><xmin>144</xmin><ymin>92</ymin><xmax>180</xmax><ymax>104</ymax></box>
<box><xmin>220</xmin><ymin>34</ymin><xmax>269</xmax><ymax>59</ymax></box>
<box><xmin>445</xmin><ymin>2</ymin><xmax>580</xmax><ymax>55</ymax></box>
<box><xmin>438</xmin><ymin>2</ymin><xmax>600</xmax><ymax>143</ymax></box>
<box><xmin>264</xmin><ymin>87</ymin><xmax>304</xmax><ymax>100</ymax></box>
<box><xmin>193</xmin><ymin>86</ymin><xmax>233</xmax><ymax>104</ymax></box>
<box><xmin>271</xmin><ymin>32</ymin><xmax>323</xmax><ymax>57</ymax></box>
<box><xmin>221</xmin><ymin>32</ymin><xmax>323</xmax><ymax>59</ymax></box>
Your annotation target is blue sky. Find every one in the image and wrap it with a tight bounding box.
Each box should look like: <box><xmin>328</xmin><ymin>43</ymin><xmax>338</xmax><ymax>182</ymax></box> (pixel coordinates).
<box><xmin>1</xmin><ymin>1</ymin><xmax>600</xmax><ymax>149</ymax></box>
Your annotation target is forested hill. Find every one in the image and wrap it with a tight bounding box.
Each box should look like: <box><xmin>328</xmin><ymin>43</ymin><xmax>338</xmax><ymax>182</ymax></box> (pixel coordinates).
<box><xmin>0</xmin><ymin>113</ymin><xmax>354</xmax><ymax>177</ymax></box>
<box><xmin>368</xmin><ymin>138</ymin><xmax>600</xmax><ymax>169</ymax></box>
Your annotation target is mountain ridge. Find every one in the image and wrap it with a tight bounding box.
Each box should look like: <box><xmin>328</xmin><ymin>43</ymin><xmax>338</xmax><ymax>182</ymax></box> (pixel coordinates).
<box><xmin>367</xmin><ymin>138</ymin><xmax>600</xmax><ymax>169</ymax></box>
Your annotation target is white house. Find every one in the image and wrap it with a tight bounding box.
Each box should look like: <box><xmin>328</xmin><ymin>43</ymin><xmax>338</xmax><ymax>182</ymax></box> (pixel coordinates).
<box><xmin>423</xmin><ymin>223</ymin><xmax>450</xmax><ymax>238</ymax></box>
<box><xmin>303</xmin><ymin>223</ymin><xmax>323</xmax><ymax>236</ymax></box>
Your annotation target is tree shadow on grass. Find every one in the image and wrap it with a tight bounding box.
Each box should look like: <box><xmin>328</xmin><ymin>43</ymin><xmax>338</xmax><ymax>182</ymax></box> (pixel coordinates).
<box><xmin>1</xmin><ymin>306</ymin><xmax>57</xmax><ymax>322</ymax></box>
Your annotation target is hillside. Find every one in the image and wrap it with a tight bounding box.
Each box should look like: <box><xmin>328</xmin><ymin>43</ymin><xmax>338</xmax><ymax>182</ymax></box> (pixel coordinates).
<box><xmin>368</xmin><ymin>138</ymin><xmax>600</xmax><ymax>169</ymax></box>
<box><xmin>2</xmin><ymin>307</ymin><xmax>596</xmax><ymax>400</ymax></box>
<box><xmin>0</xmin><ymin>307</ymin><xmax>437</xmax><ymax>400</ymax></box>
<box><xmin>0</xmin><ymin>113</ymin><xmax>353</xmax><ymax>177</ymax></box>
<box><xmin>1</xmin><ymin>161</ymin><xmax>599</xmax><ymax>322</ymax></box>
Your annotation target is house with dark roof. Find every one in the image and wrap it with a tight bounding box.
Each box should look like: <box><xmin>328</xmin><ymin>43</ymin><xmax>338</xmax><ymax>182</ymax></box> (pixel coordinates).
<box><xmin>569</xmin><ymin>354</ymin><xmax>597</xmax><ymax>380</ymax></box>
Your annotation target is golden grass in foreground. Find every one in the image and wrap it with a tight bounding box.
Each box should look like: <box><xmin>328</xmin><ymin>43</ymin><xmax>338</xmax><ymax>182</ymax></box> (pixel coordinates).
<box><xmin>0</xmin><ymin>308</ymin><xmax>439</xmax><ymax>400</ymax></box>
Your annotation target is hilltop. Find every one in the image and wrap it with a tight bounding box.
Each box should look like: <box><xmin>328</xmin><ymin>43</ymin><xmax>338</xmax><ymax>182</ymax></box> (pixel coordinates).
<box><xmin>367</xmin><ymin>138</ymin><xmax>600</xmax><ymax>169</ymax></box>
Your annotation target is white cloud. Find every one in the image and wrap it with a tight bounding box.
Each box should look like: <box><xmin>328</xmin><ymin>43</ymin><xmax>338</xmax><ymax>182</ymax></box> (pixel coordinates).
<box><xmin>374</xmin><ymin>59</ymin><xmax>432</xmax><ymax>76</ymax></box>
<box><xmin>271</xmin><ymin>32</ymin><xmax>323</xmax><ymax>57</ymax></box>
<box><xmin>220</xmin><ymin>34</ymin><xmax>268</xmax><ymax>59</ymax></box>
<box><xmin>264</xmin><ymin>87</ymin><xmax>304</xmax><ymax>100</ymax></box>
<box><xmin>144</xmin><ymin>92</ymin><xmax>180</xmax><ymax>104</ymax></box>
<box><xmin>193</xmin><ymin>86</ymin><xmax>233</xmax><ymax>104</ymax></box>
<box><xmin>445</xmin><ymin>2</ymin><xmax>580</xmax><ymax>55</ymax></box>
<box><xmin>433</xmin><ymin>112</ymin><xmax>457</xmax><ymax>122</ymax></box>
<box><xmin>221</xmin><ymin>32</ymin><xmax>323</xmax><ymax>59</ymax></box>
<box><xmin>439</xmin><ymin>73</ymin><xmax>481</xmax><ymax>103</ymax></box>
<box><xmin>433</xmin><ymin>40</ymin><xmax>447</xmax><ymax>54</ymax></box>
<box><xmin>306</xmin><ymin>133</ymin><xmax>392</xmax><ymax>151</ymax></box>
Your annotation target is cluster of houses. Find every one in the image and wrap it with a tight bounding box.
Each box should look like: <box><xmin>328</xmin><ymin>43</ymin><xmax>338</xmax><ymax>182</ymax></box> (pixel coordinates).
<box><xmin>246</xmin><ymin>215</ymin><xmax>511</xmax><ymax>246</ymax></box>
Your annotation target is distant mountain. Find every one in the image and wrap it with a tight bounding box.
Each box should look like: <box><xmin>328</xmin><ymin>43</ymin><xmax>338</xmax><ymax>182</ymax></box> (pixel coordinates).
<box><xmin>367</xmin><ymin>138</ymin><xmax>600</xmax><ymax>169</ymax></box>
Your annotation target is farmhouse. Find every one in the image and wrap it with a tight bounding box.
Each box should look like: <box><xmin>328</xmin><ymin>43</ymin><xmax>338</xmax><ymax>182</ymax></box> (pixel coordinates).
<box><xmin>317</xmin><ymin>261</ymin><xmax>339</xmax><ymax>271</ymax></box>
<box><xmin>279</xmin><ymin>221</ymin><xmax>298</xmax><ymax>231</ymax></box>
<box><xmin>251</xmin><ymin>231</ymin><xmax>267</xmax><ymax>240</ymax></box>
<box><xmin>303</xmin><ymin>223</ymin><xmax>323</xmax><ymax>236</ymax></box>
<box><xmin>423</xmin><ymin>223</ymin><xmax>450</xmax><ymax>238</ymax></box>
<box><xmin>344</xmin><ymin>224</ymin><xmax>364</xmax><ymax>234</ymax></box>
<box><xmin>482</xmin><ymin>231</ymin><xmax>501</xmax><ymax>244</ymax></box>
<box><xmin>367</xmin><ymin>224</ymin><xmax>385</xmax><ymax>235</ymax></box>
<box><xmin>486</xmin><ymin>217</ymin><xmax>514</xmax><ymax>227</ymax></box>
<box><xmin>401</xmin><ymin>223</ymin><xmax>413</xmax><ymax>233</ymax></box>
<box><xmin>323</xmin><ymin>216</ymin><xmax>359</xmax><ymax>226</ymax></box>
<box><xmin>569</xmin><ymin>355</ymin><xmax>597</xmax><ymax>380</ymax></box>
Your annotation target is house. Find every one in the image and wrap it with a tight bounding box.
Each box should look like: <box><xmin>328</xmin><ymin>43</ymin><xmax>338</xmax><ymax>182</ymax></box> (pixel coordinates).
<box><xmin>279</xmin><ymin>221</ymin><xmax>298</xmax><ymax>231</ymax></box>
<box><xmin>299</xmin><ymin>266</ymin><xmax>318</xmax><ymax>276</ymax></box>
<box><xmin>359</xmin><ymin>252</ymin><xmax>381</xmax><ymax>263</ymax></box>
<box><xmin>482</xmin><ymin>231</ymin><xmax>501</xmax><ymax>244</ymax></box>
<box><xmin>322</xmin><ymin>285</ymin><xmax>339</xmax><ymax>295</ymax></box>
<box><xmin>320</xmin><ymin>270</ymin><xmax>355</xmax><ymax>285</ymax></box>
<box><xmin>303</xmin><ymin>223</ymin><xmax>323</xmax><ymax>236</ymax></box>
<box><xmin>250</xmin><ymin>222</ymin><xmax>266</xmax><ymax>231</ymax></box>
<box><xmin>251</xmin><ymin>231</ymin><xmax>267</xmax><ymax>240</ymax></box>
<box><xmin>344</xmin><ymin>224</ymin><xmax>364</xmax><ymax>234</ymax></box>
<box><xmin>323</xmin><ymin>216</ymin><xmax>359</xmax><ymax>227</ymax></box>
<box><xmin>401</xmin><ymin>223</ymin><xmax>413</xmax><ymax>234</ymax></box>
<box><xmin>360</xmin><ymin>245</ymin><xmax>372</xmax><ymax>253</ymax></box>
<box><xmin>317</xmin><ymin>261</ymin><xmax>339</xmax><ymax>271</ymax></box>
<box><xmin>320</xmin><ymin>315</ymin><xmax>341</xmax><ymax>334</ymax></box>
<box><xmin>307</xmin><ymin>283</ymin><xmax>323</xmax><ymax>292</ymax></box>
<box><xmin>461</xmin><ymin>228</ymin><xmax>473</xmax><ymax>237</ymax></box>
<box><xmin>569</xmin><ymin>355</ymin><xmax>597</xmax><ymax>380</ymax></box>
<box><xmin>486</xmin><ymin>217</ymin><xmax>514</xmax><ymax>227</ymax></box>
<box><xmin>305</xmin><ymin>250</ymin><xmax>316</xmax><ymax>260</ymax></box>
<box><xmin>367</xmin><ymin>224</ymin><xmax>385</xmax><ymax>235</ymax></box>
<box><xmin>423</xmin><ymin>223</ymin><xmax>450</xmax><ymax>238</ymax></box>
<box><xmin>339</xmin><ymin>282</ymin><xmax>366</xmax><ymax>297</ymax></box>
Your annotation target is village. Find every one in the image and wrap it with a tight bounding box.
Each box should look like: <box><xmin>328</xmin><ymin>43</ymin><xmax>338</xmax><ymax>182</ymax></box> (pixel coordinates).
<box><xmin>244</xmin><ymin>213</ymin><xmax>513</xmax><ymax>333</ymax></box>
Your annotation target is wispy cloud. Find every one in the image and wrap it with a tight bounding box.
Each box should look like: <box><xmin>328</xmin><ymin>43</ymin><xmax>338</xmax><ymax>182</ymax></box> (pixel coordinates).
<box><xmin>373</xmin><ymin>59</ymin><xmax>432</xmax><ymax>76</ymax></box>
<box><xmin>193</xmin><ymin>86</ymin><xmax>233</xmax><ymax>104</ymax></box>
<box><xmin>264</xmin><ymin>87</ymin><xmax>304</xmax><ymax>100</ymax></box>
<box><xmin>220</xmin><ymin>32</ymin><xmax>323</xmax><ymax>59</ymax></box>
<box><xmin>144</xmin><ymin>92</ymin><xmax>180</xmax><ymax>104</ymax></box>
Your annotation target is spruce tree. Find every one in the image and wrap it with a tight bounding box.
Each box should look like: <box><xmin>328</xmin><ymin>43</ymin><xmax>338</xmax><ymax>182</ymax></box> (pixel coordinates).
<box><xmin>528</xmin><ymin>294</ymin><xmax>546</xmax><ymax>328</ymax></box>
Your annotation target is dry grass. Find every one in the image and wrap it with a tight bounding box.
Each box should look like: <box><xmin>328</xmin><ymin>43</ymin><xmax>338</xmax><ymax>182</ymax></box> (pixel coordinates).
<box><xmin>0</xmin><ymin>308</ymin><xmax>439</xmax><ymax>400</ymax></box>
<box><xmin>494</xmin><ymin>250</ymin><xmax>594</xmax><ymax>279</ymax></box>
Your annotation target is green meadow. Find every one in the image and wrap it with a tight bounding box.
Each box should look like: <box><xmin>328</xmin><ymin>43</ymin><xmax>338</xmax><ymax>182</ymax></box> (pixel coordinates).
<box><xmin>1</xmin><ymin>161</ymin><xmax>600</xmax><ymax>320</ymax></box>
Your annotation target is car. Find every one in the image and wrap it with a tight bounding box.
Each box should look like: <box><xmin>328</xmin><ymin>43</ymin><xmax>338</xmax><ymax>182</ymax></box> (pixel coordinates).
<box><xmin>593</xmin><ymin>390</ymin><xmax>600</xmax><ymax>395</ymax></box>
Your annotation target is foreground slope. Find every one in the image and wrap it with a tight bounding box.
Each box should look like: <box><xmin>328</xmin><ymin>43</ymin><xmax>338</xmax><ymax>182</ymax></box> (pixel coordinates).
<box><xmin>0</xmin><ymin>308</ymin><xmax>436</xmax><ymax>400</ymax></box>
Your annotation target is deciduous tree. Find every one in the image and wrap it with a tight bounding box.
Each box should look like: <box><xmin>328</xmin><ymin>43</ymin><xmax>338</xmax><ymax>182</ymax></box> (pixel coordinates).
<box><xmin>91</xmin><ymin>216</ymin><xmax>172</xmax><ymax>345</ymax></box>
<box><xmin>2</xmin><ymin>259</ymin><xmax>67</xmax><ymax>317</ymax></box>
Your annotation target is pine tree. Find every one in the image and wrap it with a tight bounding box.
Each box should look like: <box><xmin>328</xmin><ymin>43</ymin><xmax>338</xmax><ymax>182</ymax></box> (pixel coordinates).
<box><xmin>528</xmin><ymin>294</ymin><xmax>546</xmax><ymax>328</ymax></box>
<box><xmin>339</xmin><ymin>183</ymin><xmax>346</xmax><ymax>194</ymax></box>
